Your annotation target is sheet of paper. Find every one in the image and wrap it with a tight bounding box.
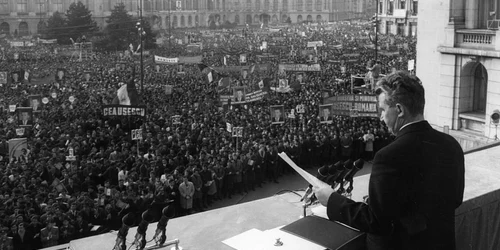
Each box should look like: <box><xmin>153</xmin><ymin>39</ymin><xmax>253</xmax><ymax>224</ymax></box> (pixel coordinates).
<box><xmin>278</xmin><ymin>153</ymin><xmax>329</xmax><ymax>189</ymax></box>
<box><xmin>258</xmin><ymin>225</ymin><xmax>326</xmax><ymax>250</ymax></box>
<box><xmin>222</xmin><ymin>228</ymin><xmax>266</xmax><ymax>250</ymax></box>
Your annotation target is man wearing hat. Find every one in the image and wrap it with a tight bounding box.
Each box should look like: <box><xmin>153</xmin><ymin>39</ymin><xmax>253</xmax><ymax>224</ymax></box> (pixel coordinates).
<box><xmin>40</xmin><ymin>219</ymin><xmax>59</xmax><ymax>248</ymax></box>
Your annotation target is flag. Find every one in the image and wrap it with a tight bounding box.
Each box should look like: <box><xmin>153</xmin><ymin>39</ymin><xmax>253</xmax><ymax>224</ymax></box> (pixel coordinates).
<box><xmin>249</xmin><ymin>64</ymin><xmax>256</xmax><ymax>74</ymax></box>
<box><xmin>24</xmin><ymin>70</ymin><xmax>30</xmax><ymax>82</ymax></box>
<box><xmin>135</xmin><ymin>44</ymin><xmax>141</xmax><ymax>53</ymax></box>
<box><xmin>129</xmin><ymin>43</ymin><xmax>134</xmax><ymax>53</ymax></box>
<box><xmin>223</xmin><ymin>55</ymin><xmax>227</xmax><ymax>66</ymax></box>
<box><xmin>218</xmin><ymin>77</ymin><xmax>230</xmax><ymax>91</ymax></box>
<box><xmin>207</xmin><ymin>71</ymin><xmax>213</xmax><ymax>83</ymax></box>
<box><xmin>116</xmin><ymin>84</ymin><xmax>131</xmax><ymax>105</ymax></box>
<box><xmin>226</xmin><ymin>122</ymin><xmax>232</xmax><ymax>133</ymax></box>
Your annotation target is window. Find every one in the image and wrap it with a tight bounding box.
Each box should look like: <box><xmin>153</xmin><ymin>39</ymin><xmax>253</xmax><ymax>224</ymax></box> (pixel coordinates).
<box><xmin>194</xmin><ymin>0</ymin><xmax>199</xmax><ymax>10</ymax></box>
<box><xmin>0</xmin><ymin>0</ymin><xmax>8</xmax><ymax>14</ymax></box>
<box><xmin>283</xmin><ymin>0</ymin><xmax>288</xmax><ymax>11</ymax></box>
<box><xmin>17</xmin><ymin>0</ymin><xmax>28</xmax><ymax>13</ymax></box>
<box><xmin>186</xmin><ymin>0</ymin><xmax>192</xmax><ymax>10</ymax></box>
<box><xmin>388</xmin><ymin>0</ymin><xmax>394</xmax><ymax>15</ymax></box>
<box><xmin>247</xmin><ymin>0</ymin><xmax>252</xmax><ymax>9</ymax></box>
<box><xmin>379</xmin><ymin>0</ymin><xmax>383</xmax><ymax>14</ymax></box>
<box><xmin>264</xmin><ymin>0</ymin><xmax>270</xmax><ymax>10</ymax></box>
<box><xmin>412</xmin><ymin>0</ymin><xmax>418</xmax><ymax>15</ymax></box>
<box><xmin>35</xmin><ymin>0</ymin><xmax>47</xmax><ymax>13</ymax></box>
<box><xmin>316</xmin><ymin>0</ymin><xmax>322</xmax><ymax>10</ymax></box>
<box><xmin>306</xmin><ymin>0</ymin><xmax>313</xmax><ymax>11</ymax></box>
<box><xmin>235</xmin><ymin>14</ymin><xmax>240</xmax><ymax>24</ymax></box>
<box><xmin>273</xmin><ymin>0</ymin><xmax>278</xmax><ymax>10</ymax></box>
<box><xmin>256</xmin><ymin>0</ymin><xmax>260</xmax><ymax>10</ymax></box>
<box><xmin>400</xmin><ymin>0</ymin><xmax>405</xmax><ymax>9</ymax></box>
<box><xmin>297</xmin><ymin>0</ymin><xmax>303</xmax><ymax>10</ymax></box>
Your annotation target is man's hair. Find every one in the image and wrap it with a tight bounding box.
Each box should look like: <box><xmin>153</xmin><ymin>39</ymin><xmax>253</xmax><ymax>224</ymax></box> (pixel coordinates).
<box><xmin>375</xmin><ymin>71</ymin><xmax>425</xmax><ymax>117</ymax></box>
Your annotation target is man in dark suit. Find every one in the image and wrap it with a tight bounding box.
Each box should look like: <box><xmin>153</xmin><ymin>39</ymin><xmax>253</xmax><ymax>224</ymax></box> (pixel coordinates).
<box><xmin>314</xmin><ymin>71</ymin><xmax>465</xmax><ymax>250</ymax></box>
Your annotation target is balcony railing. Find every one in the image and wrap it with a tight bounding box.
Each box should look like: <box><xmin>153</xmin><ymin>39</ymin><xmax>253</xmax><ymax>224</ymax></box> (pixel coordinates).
<box><xmin>456</xmin><ymin>29</ymin><xmax>496</xmax><ymax>50</ymax></box>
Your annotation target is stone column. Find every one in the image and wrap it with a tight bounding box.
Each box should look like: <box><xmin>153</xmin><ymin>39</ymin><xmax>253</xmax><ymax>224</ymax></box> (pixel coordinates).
<box><xmin>465</xmin><ymin>0</ymin><xmax>478</xmax><ymax>29</ymax></box>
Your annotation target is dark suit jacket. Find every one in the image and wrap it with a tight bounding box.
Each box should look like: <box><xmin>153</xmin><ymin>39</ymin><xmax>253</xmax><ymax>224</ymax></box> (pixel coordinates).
<box><xmin>327</xmin><ymin>121</ymin><xmax>464</xmax><ymax>250</ymax></box>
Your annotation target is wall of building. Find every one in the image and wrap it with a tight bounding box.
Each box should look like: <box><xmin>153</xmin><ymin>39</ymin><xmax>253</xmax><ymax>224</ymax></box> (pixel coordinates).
<box><xmin>416</xmin><ymin>0</ymin><xmax>450</xmax><ymax>127</ymax></box>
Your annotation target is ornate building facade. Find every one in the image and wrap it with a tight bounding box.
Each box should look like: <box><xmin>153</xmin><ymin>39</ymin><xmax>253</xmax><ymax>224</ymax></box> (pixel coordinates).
<box><xmin>377</xmin><ymin>0</ymin><xmax>418</xmax><ymax>37</ymax></box>
<box><xmin>417</xmin><ymin>0</ymin><xmax>500</xmax><ymax>139</ymax></box>
<box><xmin>0</xmin><ymin>0</ymin><xmax>332</xmax><ymax>36</ymax></box>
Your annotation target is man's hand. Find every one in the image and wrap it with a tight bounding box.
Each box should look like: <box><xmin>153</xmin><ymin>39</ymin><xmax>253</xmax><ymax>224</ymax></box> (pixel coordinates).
<box><xmin>313</xmin><ymin>186</ymin><xmax>334</xmax><ymax>207</ymax></box>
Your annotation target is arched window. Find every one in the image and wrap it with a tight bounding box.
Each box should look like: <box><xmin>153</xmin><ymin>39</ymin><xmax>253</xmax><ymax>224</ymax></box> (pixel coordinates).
<box><xmin>173</xmin><ymin>16</ymin><xmax>178</xmax><ymax>28</ymax></box>
<box><xmin>19</xmin><ymin>22</ymin><xmax>29</xmax><ymax>36</ymax></box>
<box><xmin>180</xmin><ymin>16</ymin><xmax>185</xmax><ymax>27</ymax></box>
<box><xmin>473</xmin><ymin>64</ymin><xmax>488</xmax><ymax>112</ymax></box>
<box><xmin>188</xmin><ymin>15</ymin><xmax>192</xmax><ymax>26</ymax></box>
<box><xmin>246</xmin><ymin>14</ymin><xmax>252</xmax><ymax>24</ymax></box>
<box><xmin>0</xmin><ymin>22</ymin><xmax>10</xmax><ymax>34</ymax></box>
<box><xmin>235</xmin><ymin>15</ymin><xmax>240</xmax><ymax>24</ymax></box>
<box><xmin>254</xmin><ymin>14</ymin><xmax>259</xmax><ymax>23</ymax></box>
<box><xmin>297</xmin><ymin>15</ymin><xmax>303</xmax><ymax>23</ymax></box>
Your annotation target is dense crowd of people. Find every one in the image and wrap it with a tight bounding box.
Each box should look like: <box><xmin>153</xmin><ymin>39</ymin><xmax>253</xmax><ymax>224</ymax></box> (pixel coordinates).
<box><xmin>0</xmin><ymin>21</ymin><xmax>416</xmax><ymax>249</ymax></box>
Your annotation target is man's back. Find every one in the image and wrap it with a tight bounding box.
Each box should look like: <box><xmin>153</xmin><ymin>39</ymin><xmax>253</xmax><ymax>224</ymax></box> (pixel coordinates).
<box><xmin>370</xmin><ymin>121</ymin><xmax>464</xmax><ymax>249</ymax></box>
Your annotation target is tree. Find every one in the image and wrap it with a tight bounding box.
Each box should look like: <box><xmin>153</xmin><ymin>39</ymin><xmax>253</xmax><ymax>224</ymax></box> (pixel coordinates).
<box><xmin>46</xmin><ymin>11</ymin><xmax>67</xmax><ymax>44</ymax></box>
<box><xmin>101</xmin><ymin>3</ymin><xmax>156</xmax><ymax>51</ymax></box>
<box><xmin>66</xmin><ymin>1</ymin><xmax>98</xmax><ymax>41</ymax></box>
<box><xmin>105</xmin><ymin>3</ymin><xmax>135</xmax><ymax>51</ymax></box>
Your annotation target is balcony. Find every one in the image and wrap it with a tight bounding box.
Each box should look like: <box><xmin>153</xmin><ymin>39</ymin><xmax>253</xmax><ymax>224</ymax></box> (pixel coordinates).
<box><xmin>455</xmin><ymin>29</ymin><xmax>497</xmax><ymax>50</ymax></box>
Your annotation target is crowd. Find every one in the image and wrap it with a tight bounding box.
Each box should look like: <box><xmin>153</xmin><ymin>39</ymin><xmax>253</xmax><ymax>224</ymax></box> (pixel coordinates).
<box><xmin>0</xmin><ymin>21</ymin><xmax>415</xmax><ymax>249</ymax></box>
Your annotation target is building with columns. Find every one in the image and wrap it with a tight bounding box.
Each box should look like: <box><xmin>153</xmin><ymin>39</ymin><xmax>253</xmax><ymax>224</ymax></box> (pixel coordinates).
<box><xmin>417</xmin><ymin>0</ymin><xmax>500</xmax><ymax>140</ymax></box>
<box><xmin>376</xmin><ymin>0</ymin><xmax>418</xmax><ymax>36</ymax></box>
<box><xmin>0</xmin><ymin>0</ymin><xmax>333</xmax><ymax>36</ymax></box>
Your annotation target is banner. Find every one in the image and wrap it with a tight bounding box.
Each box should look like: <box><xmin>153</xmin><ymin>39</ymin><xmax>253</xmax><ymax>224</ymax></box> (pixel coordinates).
<box><xmin>102</xmin><ymin>105</ymin><xmax>147</xmax><ymax>117</ymax></box>
<box><xmin>10</xmin><ymin>41</ymin><xmax>24</xmax><ymax>47</ymax></box>
<box><xmin>232</xmin><ymin>127</ymin><xmax>243</xmax><ymax>137</ymax></box>
<box><xmin>154</xmin><ymin>55</ymin><xmax>179</xmax><ymax>64</ymax></box>
<box><xmin>220</xmin><ymin>90</ymin><xmax>267</xmax><ymax>104</ymax></box>
<box><xmin>307</xmin><ymin>41</ymin><xmax>324</xmax><ymax>48</ymax></box>
<box><xmin>8</xmin><ymin>138</ymin><xmax>27</xmax><ymax>161</ymax></box>
<box><xmin>408</xmin><ymin>59</ymin><xmax>415</xmax><ymax>71</ymax></box>
<box><xmin>270</xmin><ymin>105</ymin><xmax>285</xmax><ymax>124</ymax></box>
<box><xmin>323</xmin><ymin>95</ymin><xmax>378</xmax><ymax>118</ymax></box>
<box><xmin>165</xmin><ymin>85</ymin><xmax>173</xmax><ymax>95</ymax></box>
<box><xmin>39</xmin><ymin>38</ymin><xmax>57</xmax><ymax>44</ymax></box>
<box><xmin>278</xmin><ymin>64</ymin><xmax>321</xmax><ymax>73</ymax></box>
<box><xmin>212</xmin><ymin>64</ymin><xmax>271</xmax><ymax>73</ymax></box>
<box><xmin>319</xmin><ymin>104</ymin><xmax>334</xmax><ymax>124</ymax></box>
<box><xmin>155</xmin><ymin>55</ymin><xmax>202</xmax><ymax>64</ymax></box>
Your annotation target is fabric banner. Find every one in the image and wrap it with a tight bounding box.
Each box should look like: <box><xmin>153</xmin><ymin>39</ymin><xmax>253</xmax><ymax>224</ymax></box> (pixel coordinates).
<box><xmin>155</xmin><ymin>55</ymin><xmax>202</xmax><ymax>64</ymax></box>
<box><xmin>102</xmin><ymin>105</ymin><xmax>147</xmax><ymax>117</ymax></box>
<box><xmin>10</xmin><ymin>42</ymin><xmax>24</xmax><ymax>47</ymax></box>
<box><xmin>213</xmin><ymin>64</ymin><xmax>271</xmax><ymax>73</ymax></box>
<box><xmin>39</xmin><ymin>38</ymin><xmax>57</xmax><ymax>44</ymax></box>
<box><xmin>278</xmin><ymin>64</ymin><xmax>321</xmax><ymax>73</ymax></box>
<box><xmin>307</xmin><ymin>41</ymin><xmax>324</xmax><ymax>48</ymax></box>
<box><xmin>220</xmin><ymin>90</ymin><xmax>267</xmax><ymax>104</ymax></box>
<box><xmin>155</xmin><ymin>55</ymin><xmax>179</xmax><ymax>64</ymax></box>
<box><xmin>323</xmin><ymin>95</ymin><xmax>378</xmax><ymax>118</ymax></box>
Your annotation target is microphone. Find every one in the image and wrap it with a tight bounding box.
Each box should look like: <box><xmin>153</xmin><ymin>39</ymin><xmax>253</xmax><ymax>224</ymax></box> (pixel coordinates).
<box><xmin>316</xmin><ymin>165</ymin><xmax>330</xmax><ymax>183</ymax></box>
<box><xmin>114</xmin><ymin>213</ymin><xmax>135</xmax><ymax>250</ymax></box>
<box><xmin>135</xmin><ymin>209</ymin><xmax>154</xmax><ymax>250</ymax></box>
<box><xmin>346</xmin><ymin>159</ymin><xmax>365</xmax><ymax>193</ymax></box>
<box><xmin>155</xmin><ymin>205</ymin><xmax>175</xmax><ymax>246</ymax></box>
<box><xmin>325</xmin><ymin>161</ymin><xmax>344</xmax><ymax>185</ymax></box>
<box><xmin>336</xmin><ymin>159</ymin><xmax>353</xmax><ymax>194</ymax></box>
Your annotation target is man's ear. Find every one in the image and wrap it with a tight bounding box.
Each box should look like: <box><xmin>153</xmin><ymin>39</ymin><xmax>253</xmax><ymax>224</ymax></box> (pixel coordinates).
<box><xmin>395</xmin><ymin>103</ymin><xmax>405</xmax><ymax>117</ymax></box>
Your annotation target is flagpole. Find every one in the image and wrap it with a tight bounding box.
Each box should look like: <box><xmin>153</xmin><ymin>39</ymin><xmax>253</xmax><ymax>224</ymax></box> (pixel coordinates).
<box><xmin>140</xmin><ymin>0</ymin><xmax>144</xmax><ymax>94</ymax></box>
